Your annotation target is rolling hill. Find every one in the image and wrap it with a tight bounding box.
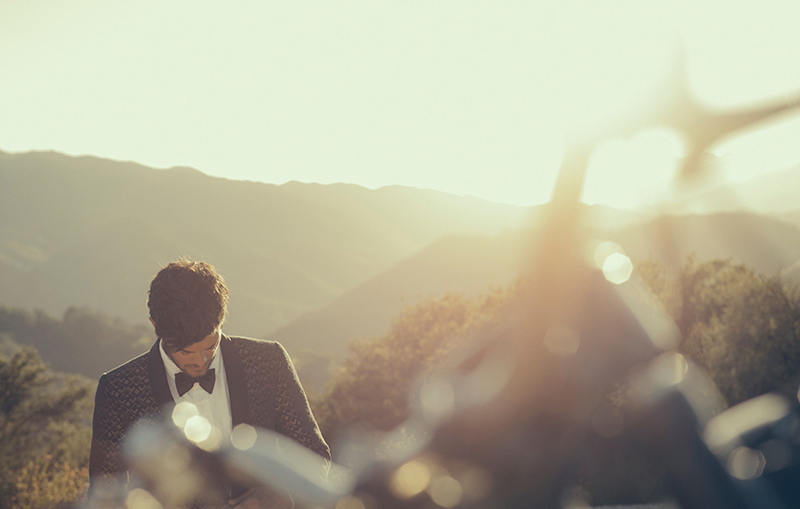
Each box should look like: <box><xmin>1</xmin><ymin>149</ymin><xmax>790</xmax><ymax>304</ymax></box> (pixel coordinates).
<box><xmin>269</xmin><ymin>231</ymin><xmax>527</xmax><ymax>356</ymax></box>
<box><xmin>0</xmin><ymin>149</ymin><xmax>529</xmax><ymax>337</ymax></box>
<box><xmin>664</xmin><ymin>163</ymin><xmax>800</xmax><ymax>217</ymax></box>
<box><xmin>272</xmin><ymin>208</ymin><xmax>800</xmax><ymax>389</ymax></box>
<box><xmin>4</xmin><ymin>148</ymin><xmax>800</xmax><ymax>374</ymax></box>
<box><xmin>611</xmin><ymin>211</ymin><xmax>800</xmax><ymax>276</ymax></box>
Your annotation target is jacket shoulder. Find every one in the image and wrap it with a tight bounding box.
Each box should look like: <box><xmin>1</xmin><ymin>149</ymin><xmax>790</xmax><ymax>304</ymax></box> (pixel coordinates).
<box><xmin>99</xmin><ymin>350</ymin><xmax>150</xmax><ymax>386</ymax></box>
<box><xmin>227</xmin><ymin>336</ymin><xmax>286</xmax><ymax>355</ymax></box>
<box><xmin>225</xmin><ymin>336</ymin><xmax>294</xmax><ymax>382</ymax></box>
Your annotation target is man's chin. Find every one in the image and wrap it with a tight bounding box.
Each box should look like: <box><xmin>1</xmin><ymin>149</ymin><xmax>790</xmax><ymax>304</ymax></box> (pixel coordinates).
<box><xmin>184</xmin><ymin>367</ymin><xmax>207</xmax><ymax>377</ymax></box>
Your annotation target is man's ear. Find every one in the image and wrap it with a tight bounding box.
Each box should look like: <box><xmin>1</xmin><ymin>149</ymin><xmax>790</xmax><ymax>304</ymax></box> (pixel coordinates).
<box><xmin>149</xmin><ymin>316</ymin><xmax>156</xmax><ymax>328</ymax></box>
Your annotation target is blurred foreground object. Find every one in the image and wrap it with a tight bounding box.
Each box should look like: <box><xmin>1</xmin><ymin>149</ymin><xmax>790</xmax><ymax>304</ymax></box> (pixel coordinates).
<box><xmin>101</xmin><ymin>53</ymin><xmax>800</xmax><ymax>509</ymax></box>
<box><xmin>318</xmin><ymin>52</ymin><xmax>800</xmax><ymax>507</ymax></box>
<box><xmin>105</xmin><ymin>274</ymin><xmax>800</xmax><ymax>508</ymax></box>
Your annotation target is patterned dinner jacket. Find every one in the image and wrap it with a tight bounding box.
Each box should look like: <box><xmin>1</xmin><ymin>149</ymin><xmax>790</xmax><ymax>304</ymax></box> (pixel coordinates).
<box><xmin>89</xmin><ymin>334</ymin><xmax>330</xmax><ymax>499</ymax></box>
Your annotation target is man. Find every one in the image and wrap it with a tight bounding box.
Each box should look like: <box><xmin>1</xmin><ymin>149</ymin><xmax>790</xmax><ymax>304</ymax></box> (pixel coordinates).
<box><xmin>89</xmin><ymin>259</ymin><xmax>330</xmax><ymax>507</ymax></box>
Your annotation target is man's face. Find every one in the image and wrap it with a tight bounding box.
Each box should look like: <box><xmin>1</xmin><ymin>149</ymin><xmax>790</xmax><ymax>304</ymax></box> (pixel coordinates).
<box><xmin>166</xmin><ymin>330</ymin><xmax>221</xmax><ymax>378</ymax></box>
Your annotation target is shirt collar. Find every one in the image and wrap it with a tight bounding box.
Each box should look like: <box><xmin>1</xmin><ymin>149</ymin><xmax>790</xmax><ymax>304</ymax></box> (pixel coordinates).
<box><xmin>158</xmin><ymin>337</ymin><xmax>223</xmax><ymax>379</ymax></box>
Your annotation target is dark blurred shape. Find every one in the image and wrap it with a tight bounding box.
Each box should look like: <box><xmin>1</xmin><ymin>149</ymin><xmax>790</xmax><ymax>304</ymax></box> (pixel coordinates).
<box><xmin>705</xmin><ymin>394</ymin><xmax>800</xmax><ymax>509</ymax></box>
<box><xmin>87</xmin><ymin>47</ymin><xmax>800</xmax><ymax>509</ymax></box>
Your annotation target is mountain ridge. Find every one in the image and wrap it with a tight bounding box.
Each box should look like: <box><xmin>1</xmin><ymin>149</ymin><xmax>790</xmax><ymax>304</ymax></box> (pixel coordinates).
<box><xmin>3</xmin><ymin>148</ymin><xmax>800</xmax><ymax>364</ymax></box>
<box><xmin>0</xmin><ymin>149</ymin><xmax>529</xmax><ymax>336</ymax></box>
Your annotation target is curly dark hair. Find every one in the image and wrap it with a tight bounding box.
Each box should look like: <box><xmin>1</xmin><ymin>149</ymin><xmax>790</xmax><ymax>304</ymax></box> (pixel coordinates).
<box><xmin>147</xmin><ymin>259</ymin><xmax>229</xmax><ymax>352</ymax></box>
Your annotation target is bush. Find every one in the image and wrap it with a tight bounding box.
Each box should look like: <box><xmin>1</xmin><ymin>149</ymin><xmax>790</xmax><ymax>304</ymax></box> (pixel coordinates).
<box><xmin>312</xmin><ymin>289</ymin><xmax>509</xmax><ymax>442</ymax></box>
<box><xmin>637</xmin><ymin>257</ymin><xmax>800</xmax><ymax>405</ymax></box>
<box><xmin>0</xmin><ymin>346</ymin><xmax>93</xmax><ymax>507</ymax></box>
<box><xmin>12</xmin><ymin>455</ymin><xmax>89</xmax><ymax>509</ymax></box>
<box><xmin>0</xmin><ymin>305</ymin><xmax>151</xmax><ymax>379</ymax></box>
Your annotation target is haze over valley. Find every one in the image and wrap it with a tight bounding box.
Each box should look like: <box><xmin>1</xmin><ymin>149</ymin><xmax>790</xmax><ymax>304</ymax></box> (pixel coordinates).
<box><xmin>2</xmin><ymin>148</ymin><xmax>800</xmax><ymax>379</ymax></box>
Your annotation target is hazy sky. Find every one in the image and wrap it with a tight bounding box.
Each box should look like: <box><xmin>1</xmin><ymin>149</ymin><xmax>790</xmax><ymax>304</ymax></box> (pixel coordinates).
<box><xmin>2</xmin><ymin>0</ymin><xmax>800</xmax><ymax>208</ymax></box>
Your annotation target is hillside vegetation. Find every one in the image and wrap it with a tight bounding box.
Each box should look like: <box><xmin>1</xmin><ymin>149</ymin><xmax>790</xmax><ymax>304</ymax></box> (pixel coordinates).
<box><xmin>0</xmin><ymin>346</ymin><xmax>93</xmax><ymax>508</ymax></box>
<box><xmin>277</xmin><ymin>209</ymin><xmax>800</xmax><ymax>383</ymax></box>
<box><xmin>0</xmin><ymin>306</ymin><xmax>151</xmax><ymax>379</ymax></box>
<box><xmin>4</xmin><ymin>149</ymin><xmax>800</xmax><ymax>367</ymax></box>
<box><xmin>314</xmin><ymin>257</ymin><xmax>800</xmax><ymax>439</ymax></box>
<box><xmin>3</xmin><ymin>147</ymin><xmax>800</xmax><ymax>506</ymax></box>
<box><xmin>3</xmin><ymin>256</ymin><xmax>800</xmax><ymax>506</ymax></box>
<box><xmin>311</xmin><ymin>257</ymin><xmax>800</xmax><ymax>505</ymax></box>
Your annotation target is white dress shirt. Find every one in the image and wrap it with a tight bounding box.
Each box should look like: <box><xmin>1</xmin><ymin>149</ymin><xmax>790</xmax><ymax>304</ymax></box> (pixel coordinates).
<box><xmin>159</xmin><ymin>339</ymin><xmax>233</xmax><ymax>450</ymax></box>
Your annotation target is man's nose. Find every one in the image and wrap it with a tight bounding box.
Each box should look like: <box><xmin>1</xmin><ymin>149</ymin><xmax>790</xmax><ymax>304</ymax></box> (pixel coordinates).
<box><xmin>189</xmin><ymin>351</ymin><xmax>207</xmax><ymax>364</ymax></box>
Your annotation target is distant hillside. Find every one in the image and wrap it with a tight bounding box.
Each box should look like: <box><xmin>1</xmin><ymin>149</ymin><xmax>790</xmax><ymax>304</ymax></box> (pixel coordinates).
<box><xmin>612</xmin><ymin>211</ymin><xmax>800</xmax><ymax>276</ymax></box>
<box><xmin>771</xmin><ymin>209</ymin><xmax>800</xmax><ymax>230</ymax></box>
<box><xmin>4</xmin><ymin>148</ymin><xmax>798</xmax><ymax>364</ymax></box>
<box><xmin>0</xmin><ymin>149</ymin><xmax>529</xmax><ymax>337</ymax></box>
<box><xmin>270</xmin><ymin>231</ymin><xmax>526</xmax><ymax>359</ymax></box>
<box><xmin>732</xmin><ymin>164</ymin><xmax>800</xmax><ymax>213</ymax></box>
<box><xmin>666</xmin><ymin>163</ymin><xmax>800</xmax><ymax>215</ymax></box>
<box><xmin>275</xmin><ymin>209</ymin><xmax>800</xmax><ymax>384</ymax></box>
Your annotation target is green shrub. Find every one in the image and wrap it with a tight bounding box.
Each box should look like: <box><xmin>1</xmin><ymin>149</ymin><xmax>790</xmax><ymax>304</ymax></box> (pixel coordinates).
<box><xmin>12</xmin><ymin>455</ymin><xmax>89</xmax><ymax>509</ymax></box>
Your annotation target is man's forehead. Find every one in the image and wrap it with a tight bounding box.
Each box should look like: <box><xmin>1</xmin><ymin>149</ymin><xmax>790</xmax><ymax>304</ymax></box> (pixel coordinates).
<box><xmin>173</xmin><ymin>331</ymin><xmax>221</xmax><ymax>352</ymax></box>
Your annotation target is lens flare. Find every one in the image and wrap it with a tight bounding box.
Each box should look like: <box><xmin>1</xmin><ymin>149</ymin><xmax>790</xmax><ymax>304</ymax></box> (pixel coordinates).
<box><xmin>183</xmin><ymin>415</ymin><xmax>211</xmax><ymax>443</ymax></box>
<box><xmin>727</xmin><ymin>446</ymin><xmax>766</xmax><ymax>480</ymax></box>
<box><xmin>125</xmin><ymin>488</ymin><xmax>163</xmax><ymax>509</ymax></box>
<box><xmin>389</xmin><ymin>460</ymin><xmax>431</xmax><ymax>499</ymax></box>
<box><xmin>334</xmin><ymin>495</ymin><xmax>367</xmax><ymax>509</ymax></box>
<box><xmin>171</xmin><ymin>401</ymin><xmax>199</xmax><ymax>428</ymax></box>
<box><xmin>602</xmin><ymin>252</ymin><xmax>633</xmax><ymax>284</ymax></box>
<box><xmin>231</xmin><ymin>423</ymin><xmax>258</xmax><ymax>450</ymax></box>
<box><xmin>428</xmin><ymin>475</ymin><xmax>463</xmax><ymax>508</ymax></box>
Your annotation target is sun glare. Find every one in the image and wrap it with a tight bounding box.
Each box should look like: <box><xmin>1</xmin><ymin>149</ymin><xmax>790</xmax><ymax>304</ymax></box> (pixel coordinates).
<box><xmin>582</xmin><ymin>128</ymin><xmax>687</xmax><ymax>210</ymax></box>
<box><xmin>2</xmin><ymin>1</ymin><xmax>800</xmax><ymax>208</ymax></box>
<box><xmin>529</xmin><ymin>2</ymin><xmax>676</xmax><ymax>139</ymax></box>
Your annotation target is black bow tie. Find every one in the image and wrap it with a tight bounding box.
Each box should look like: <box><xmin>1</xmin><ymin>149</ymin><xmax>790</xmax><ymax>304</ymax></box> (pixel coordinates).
<box><xmin>175</xmin><ymin>369</ymin><xmax>216</xmax><ymax>397</ymax></box>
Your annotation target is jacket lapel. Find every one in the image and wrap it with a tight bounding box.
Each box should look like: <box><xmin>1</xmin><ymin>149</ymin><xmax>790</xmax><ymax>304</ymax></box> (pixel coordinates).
<box><xmin>221</xmin><ymin>334</ymin><xmax>251</xmax><ymax>426</ymax></box>
<box><xmin>146</xmin><ymin>339</ymin><xmax>175</xmax><ymax>415</ymax></box>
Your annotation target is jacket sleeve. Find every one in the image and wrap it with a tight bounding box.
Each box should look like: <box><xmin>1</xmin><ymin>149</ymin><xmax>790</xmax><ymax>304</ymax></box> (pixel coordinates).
<box><xmin>88</xmin><ymin>374</ymin><xmax>128</xmax><ymax>499</ymax></box>
<box><xmin>271</xmin><ymin>343</ymin><xmax>331</xmax><ymax>465</ymax></box>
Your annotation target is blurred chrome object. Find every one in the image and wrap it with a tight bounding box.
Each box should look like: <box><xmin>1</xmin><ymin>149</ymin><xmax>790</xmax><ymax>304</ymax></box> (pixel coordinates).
<box><xmin>322</xmin><ymin>54</ymin><xmax>800</xmax><ymax>508</ymax></box>
<box><xmin>97</xmin><ymin>57</ymin><xmax>800</xmax><ymax>509</ymax></box>
<box><xmin>705</xmin><ymin>394</ymin><xmax>800</xmax><ymax>508</ymax></box>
